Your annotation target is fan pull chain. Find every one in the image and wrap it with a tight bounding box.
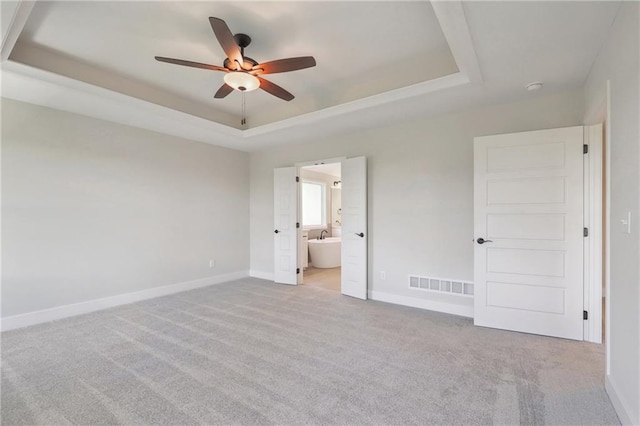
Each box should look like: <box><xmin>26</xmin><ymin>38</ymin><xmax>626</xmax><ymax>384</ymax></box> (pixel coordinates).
<box><xmin>241</xmin><ymin>91</ymin><xmax>247</xmax><ymax>127</ymax></box>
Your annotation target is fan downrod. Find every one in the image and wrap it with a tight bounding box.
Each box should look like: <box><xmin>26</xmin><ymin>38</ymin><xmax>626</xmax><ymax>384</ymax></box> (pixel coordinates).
<box><xmin>234</xmin><ymin>33</ymin><xmax>251</xmax><ymax>53</ymax></box>
<box><xmin>226</xmin><ymin>33</ymin><xmax>257</xmax><ymax>68</ymax></box>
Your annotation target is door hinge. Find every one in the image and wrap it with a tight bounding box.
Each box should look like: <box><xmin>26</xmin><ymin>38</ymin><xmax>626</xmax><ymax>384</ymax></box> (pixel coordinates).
<box><xmin>296</xmin><ymin>222</ymin><xmax>300</xmax><ymax>228</ymax></box>
<box><xmin>583</xmin><ymin>144</ymin><xmax>589</xmax><ymax>154</ymax></box>
<box><xmin>296</xmin><ymin>176</ymin><xmax>299</xmax><ymax>182</ymax></box>
<box><xmin>296</xmin><ymin>268</ymin><xmax>300</xmax><ymax>274</ymax></box>
<box><xmin>584</xmin><ymin>227</ymin><xmax>589</xmax><ymax>237</ymax></box>
<box><xmin>583</xmin><ymin>310</ymin><xmax>588</xmax><ymax>320</ymax></box>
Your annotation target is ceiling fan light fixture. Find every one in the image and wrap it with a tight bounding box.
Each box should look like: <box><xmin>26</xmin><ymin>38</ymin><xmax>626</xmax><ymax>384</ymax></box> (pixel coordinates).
<box><xmin>224</xmin><ymin>72</ymin><xmax>260</xmax><ymax>92</ymax></box>
<box><xmin>526</xmin><ymin>81</ymin><xmax>543</xmax><ymax>91</ymax></box>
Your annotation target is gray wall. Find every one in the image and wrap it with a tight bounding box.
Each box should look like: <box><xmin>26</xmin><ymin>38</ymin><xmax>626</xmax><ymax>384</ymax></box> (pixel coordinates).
<box><xmin>584</xmin><ymin>2</ymin><xmax>640</xmax><ymax>423</ymax></box>
<box><xmin>249</xmin><ymin>90</ymin><xmax>584</xmax><ymax>312</ymax></box>
<box><xmin>2</xmin><ymin>98</ymin><xmax>250</xmax><ymax>317</ymax></box>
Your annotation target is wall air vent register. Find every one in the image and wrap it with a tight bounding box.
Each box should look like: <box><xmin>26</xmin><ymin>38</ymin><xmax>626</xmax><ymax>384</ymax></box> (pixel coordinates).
<box><xmin>409</xmin><ymin>275</ymin><xmax>474</xmax><ymax>297</ymax></box>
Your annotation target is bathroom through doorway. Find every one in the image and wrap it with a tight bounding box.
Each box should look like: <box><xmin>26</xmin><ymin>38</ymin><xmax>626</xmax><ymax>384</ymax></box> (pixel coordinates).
<box><xmin>299</xmin><ymin>161</ymin><xmax>342</xmax><ymax>292</ymax></box>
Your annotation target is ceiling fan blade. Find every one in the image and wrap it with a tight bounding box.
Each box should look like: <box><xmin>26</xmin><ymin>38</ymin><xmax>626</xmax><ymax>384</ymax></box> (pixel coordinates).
<box><xmin>258</xmin><ymin>77</ymin><xmax>294</xmax><ymax>101</ymax></box>
<box><xmin>253</xmin><ymin>56</ymin><xmax>316</xmax><ymax>75</ymax></box>
<box><xmin>155</xmin><ymin>56</ymin><xmax>227</xmax><ymax>72</ymax></box>
<box><xmin>214</xmin><ymin>83</ymin><xmax>234</xmax><ymax>99</ymax></box>
<box><xmin>209</xmin><ymin>17</ymin><xmax>243</xmax><ymax>70</ymax></box>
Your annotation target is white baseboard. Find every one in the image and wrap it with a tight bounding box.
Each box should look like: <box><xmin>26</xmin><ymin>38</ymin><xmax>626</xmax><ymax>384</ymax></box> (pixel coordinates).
<box><xmin>0</xmin><ymin>270</ymin><xmax>249</xmax><ymax>332</ymax></box>
<box><xmin>249</xmin><ymin>270</ymin><xmax>274</xmax><ymax>281</ymax></box>
<box><xmin>370</xmin><ymin>290</ymin><xmax>474</xmax><ymax>318</ymax></box>
<box><xmin>605</xmin><ymin>374</ymin><xmax>637</xmax><ymax>425</ymax></box>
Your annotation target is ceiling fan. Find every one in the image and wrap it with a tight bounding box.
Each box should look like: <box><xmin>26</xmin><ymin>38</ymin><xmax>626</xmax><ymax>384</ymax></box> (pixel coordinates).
<box><xmin>155</xmin><ymin>17</ymin><xmax>316</xmax><ymax>102</ymax></box>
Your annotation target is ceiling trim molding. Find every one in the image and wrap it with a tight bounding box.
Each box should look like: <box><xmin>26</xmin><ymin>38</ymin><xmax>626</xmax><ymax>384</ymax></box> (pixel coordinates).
<box><xmin>1</xmin><ymin>60</ymin><xmax>244</xmax><ymax>146</ymax></box>
<box><xmin>242</xmin><ymin>72</ymin><xmax>470</xmax><ymax>138</ymax></box>
<box><xmin>431</xmin><ymin>0</ymin><xmax>483</xmax><ymax>83</ymax></box>
<box><xmin>1</xmin><ymin>0</ymin><xmax>36</xmax><ymax>62</ymax></box>
<box><xmin>9</xmin><ymin>41</ymin><xmax>240</xmax><ymax>128</ymax></box>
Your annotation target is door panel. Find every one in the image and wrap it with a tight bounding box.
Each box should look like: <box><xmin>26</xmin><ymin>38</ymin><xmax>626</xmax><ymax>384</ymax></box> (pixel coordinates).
<box><xmin>486</xmin><ymin>248</ymin><xmax>565</xmax><ymax>277</ymax></box>
<box><xmin>486</xmin><ymin>282</ymin><xmax>565</xmax><ymax>314</ymax></box>
<box><xmin>341</xmin><ymin>157</ymin><xmax>367</xmax><ymax>300</ymax></box>
<box><xmin>487</xmin><ymin>214</ymin><xmax>565</xmax><ymax>241</ymax></box>
<box><xmin>487</xmin><ymin>177</ymin><xmax>566</xmax><ymax>204</ymax></box>
<box><xmin>487</xmin><ymin>142</ymin><xmax>566</xmax><ymax>170</ymax></box>
<box><xmin>474</xmin><ymin>126</ymin><xmax>584</xmax><ymax>340</ymax></box>
<box><xmin>274</xmin><ymin>167</ymin><xmax>297</xmax><ymax>285</ymax></box>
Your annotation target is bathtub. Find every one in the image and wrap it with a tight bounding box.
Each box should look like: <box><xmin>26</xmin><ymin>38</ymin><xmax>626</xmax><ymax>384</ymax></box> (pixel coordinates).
<box><xmin>308</xmin><ymin>237</ymin><xmax>341</xmax><ymax>268</ymax></box>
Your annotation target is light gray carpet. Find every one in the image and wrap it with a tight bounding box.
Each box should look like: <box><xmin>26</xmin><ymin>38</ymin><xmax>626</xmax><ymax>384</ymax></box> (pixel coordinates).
<box><xmin>1</xmin><ymin>278</ymin><xmax>619</xmax><ymax>425</ymax></box>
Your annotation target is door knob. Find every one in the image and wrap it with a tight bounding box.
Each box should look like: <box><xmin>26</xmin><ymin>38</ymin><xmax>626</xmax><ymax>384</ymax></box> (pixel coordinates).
<box><xmin>476</xmin><ymin>237</ymin><xmax>492</xmax><ymax>244</ymax></box>
<box><xmin>355</xmin><ymin>232</ymin><xmax>365</xmax><ymax>238</ymax></box>
<box><xmin>274</xmin><ymin>229</ymin><xmax>279</xmax><ymax>234</ymax></box>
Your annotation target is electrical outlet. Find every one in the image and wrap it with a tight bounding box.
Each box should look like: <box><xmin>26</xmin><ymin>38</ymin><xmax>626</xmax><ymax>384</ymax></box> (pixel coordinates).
<box><xmin>209</xmin><ymin>259</ymin><xmax>215</xmax><ymax>269</ymax></box>
<box><xmin>380</xmin><ymin>271</ymin><xmax>386</xmax><ymax>280</ymax></box>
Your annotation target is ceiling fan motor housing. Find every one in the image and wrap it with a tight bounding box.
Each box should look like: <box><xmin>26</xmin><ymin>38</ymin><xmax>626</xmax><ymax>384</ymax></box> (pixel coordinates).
<box><xmin>224</xmin><ymin>57</ymin><xmax>258</xmax><ymax>70</ymax></box>
<box><xmin>229</xmin><ymin>34</ymin><xmax>257</xmax><ymax>69</ymax></box>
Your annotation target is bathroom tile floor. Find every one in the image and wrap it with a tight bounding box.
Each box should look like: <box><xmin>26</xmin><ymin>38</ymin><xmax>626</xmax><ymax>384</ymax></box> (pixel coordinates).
<box><xmin>302</xmin><ymin>266</ymin><xmax>341</xmax><ymax>292</ymax></box>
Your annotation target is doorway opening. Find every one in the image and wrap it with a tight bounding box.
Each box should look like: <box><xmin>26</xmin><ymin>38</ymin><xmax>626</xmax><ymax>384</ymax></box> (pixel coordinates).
<box><xmin>274</xmin><ymin>156</ymin><xmax>367</xmax><ymax>299</ymax></box>
<box><xmin>299</xmin><ymin>162</ymin><xmax>342</xmax><ymax>293</ymax></box>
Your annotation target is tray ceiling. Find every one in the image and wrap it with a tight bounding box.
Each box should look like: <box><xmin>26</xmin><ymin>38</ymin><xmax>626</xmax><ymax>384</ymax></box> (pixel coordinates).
<box><xmin>11</xmin><ymin>1</ymin><xmax>458</xmax><ymax>129</ymax></box>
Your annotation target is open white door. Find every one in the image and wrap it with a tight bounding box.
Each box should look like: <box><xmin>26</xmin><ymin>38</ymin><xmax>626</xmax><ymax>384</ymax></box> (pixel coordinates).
<box><xmin>474</xmin><ymin>126</ymin><xmax>584</xmax><ymax>340</ymax></box>
<box><xmin>341</xmin><ymin>157</ymin><xmax>367</xmax><ymax>299</ymax></box>
<box><xmin>274</xmin><ymin>167</ymin><xmax>298</xmax><ymax>285</ymax></box>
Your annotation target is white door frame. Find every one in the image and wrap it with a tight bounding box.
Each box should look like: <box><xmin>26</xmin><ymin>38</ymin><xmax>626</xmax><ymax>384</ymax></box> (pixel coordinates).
<box><xmin>296</xmin><ymin>157</ymin><xmax>347</xmax><ymax>168</ymax></box>
<box><xmin>583</xmin><ymin>80</ymin><xmax>610</xmax><ymax>358</ymax></box>
<box><xmin>604</xmin><ymin>81</ymin><xmax>611</xmax><ymax>374</ymax></box>
<box><xmin>584</xmin><ymin>124</ymin><xmax>604</xmax><ymax>343</ymax></box>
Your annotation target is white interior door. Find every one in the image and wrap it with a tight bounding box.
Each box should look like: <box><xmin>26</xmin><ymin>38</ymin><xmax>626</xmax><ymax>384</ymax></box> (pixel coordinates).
<box><xmin>274</xmin><ymin>167</ymin><xmax>298</xmax><ymax>285</ymax></box>
<box><xmin>341</xmin><ymin>157</ymin><xmax>367</xmax><ymax>299</ymax></box>
<box><xmin>474</xmin><ymin>126</ymin><xmax>584</xmax><ymax>340</ymax></box>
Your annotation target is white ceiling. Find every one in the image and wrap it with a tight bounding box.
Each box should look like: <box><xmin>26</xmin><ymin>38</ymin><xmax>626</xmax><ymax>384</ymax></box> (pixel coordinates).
<box><xmin>1</xmin><ymin>1</ymin><xmax>622</xmax><ymax>151</ymax></box>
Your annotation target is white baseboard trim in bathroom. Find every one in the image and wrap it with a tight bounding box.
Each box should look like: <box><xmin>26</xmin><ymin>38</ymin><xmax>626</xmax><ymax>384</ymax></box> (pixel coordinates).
<box><xmin>605</xmin><ymin>375</ymin><xmax>636</xmax><ymax>425</ymax></box>
<box><xmin>370</xmin><ymin>290</ymin><xmax>474</xmax><ymax>318</ymax></box>
<box><xmin>249</xmin><ymin>270</ymin><xmax>274</xmax><ymax>281</ymax></box>
<box><xmin>0</xmin><ymin>270</ymin><xmax>249</xmax><ymax>332</ymax></box>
